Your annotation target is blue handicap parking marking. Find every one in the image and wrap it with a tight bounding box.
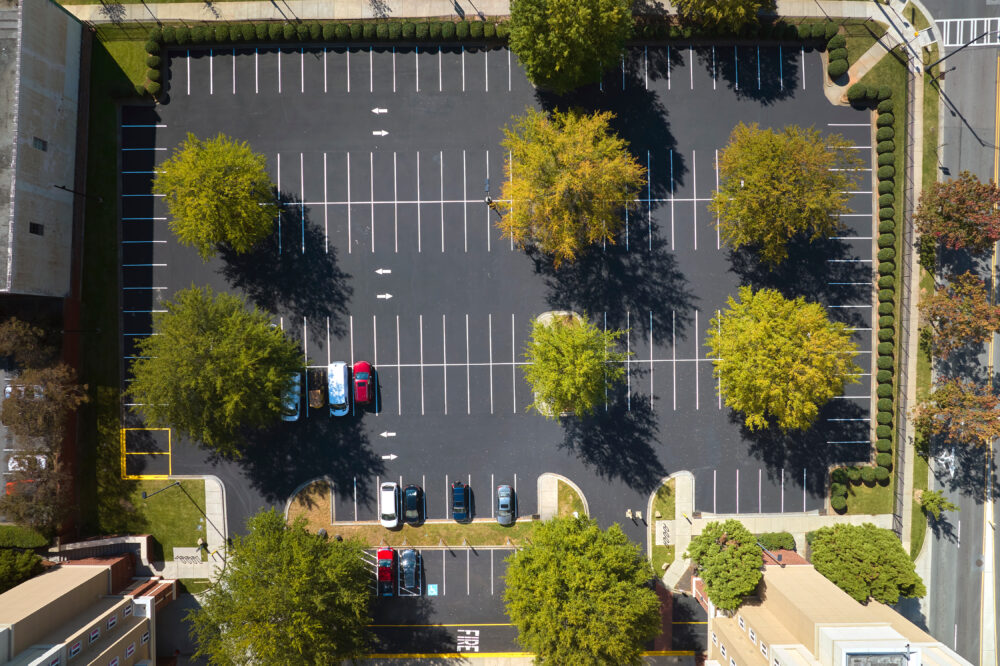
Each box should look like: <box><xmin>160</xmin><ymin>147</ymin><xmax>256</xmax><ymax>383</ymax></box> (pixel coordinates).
<box><xmin>427</xmin><ymin>584</ymin><xmax>438</xmax><ymax>596</ymax></box>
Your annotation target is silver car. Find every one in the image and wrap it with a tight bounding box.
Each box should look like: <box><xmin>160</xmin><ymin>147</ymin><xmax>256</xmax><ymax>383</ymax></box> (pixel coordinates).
<box><xmin>496</xmin><ymin>484</ymin><xmax>515</xmax><ymax>526</ymax></box>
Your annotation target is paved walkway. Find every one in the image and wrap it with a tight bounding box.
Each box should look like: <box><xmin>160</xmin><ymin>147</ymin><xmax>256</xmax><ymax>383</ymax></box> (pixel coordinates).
<box><xmin>151</xmin><ymin>475</ymin><xmax>229</xmax><ymax>580</ymax></box>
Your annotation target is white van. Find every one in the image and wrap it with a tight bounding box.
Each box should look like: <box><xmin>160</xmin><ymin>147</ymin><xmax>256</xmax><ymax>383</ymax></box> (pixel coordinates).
<box><xmin>328</xmin><ymin>362</ymin><xmax>349</xmax><ymax>416</ymax></box>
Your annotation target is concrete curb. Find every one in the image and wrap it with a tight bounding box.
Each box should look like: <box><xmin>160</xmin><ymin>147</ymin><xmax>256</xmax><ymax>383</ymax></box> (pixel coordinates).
<box><xmin>536</xmin><ymin>472</ymin><xmax>588</xmax><ymax>520</ymax></box>
<box><xmin>283</xmin><ymin>475</ymin><xmax>334</xmax><ymax>522</ymax></box>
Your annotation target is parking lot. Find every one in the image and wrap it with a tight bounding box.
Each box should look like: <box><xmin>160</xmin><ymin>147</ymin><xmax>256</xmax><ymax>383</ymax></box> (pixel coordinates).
<box><xmin>119</xmin><ymin>40</ymin><xmax>873</xmax><ymax>551</ymax></box>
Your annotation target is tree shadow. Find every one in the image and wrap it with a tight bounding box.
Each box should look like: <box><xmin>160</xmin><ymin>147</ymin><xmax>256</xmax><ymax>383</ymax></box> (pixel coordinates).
<box><xmin>525</xmin><ymin>225</ymin><xmax>698</xmax><ymax>344</ymax></box>
<box><xmin>218</xmin><ymin>191</ymin><xmax>353</xmax><ymax>339</ymax></box>
<box><xmin>927</xmin><ymin>431</ymin><xmax>999</xmax><ymax>502</ymax></box>
<box><xmin>927</xmin><ymin>511</ymin><xmax>958</xmax><ymax>543</ymax></box>
<box><xmin>559</xmin><ymin>394</ymin><xmax>666</xmax><ymax>494</ymax></box>
<box><xmin>370</xmin><ymin>577</ymin><xmax>470</xmax><ymax>660</ymax></box>
<box><xmin>700</xmin><ymin>40</ymin><xmax>800</xmax><ymax>105</ymax></box>
<box><xmin>937</xmin><ymin>246</ymin><xmax>991</xmax><ymax>279</ymax></box>
<box><xmin>933</xmin><ymin>344</ymin><xmax>988</xmax><ymax>382</ymax></box>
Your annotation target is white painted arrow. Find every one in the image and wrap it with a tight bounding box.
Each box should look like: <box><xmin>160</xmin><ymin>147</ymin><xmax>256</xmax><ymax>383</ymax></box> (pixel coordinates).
<box><xmin>380</xmin><ymin>431</ymin><xmax>396</xmax><ymax>438</ymax></box>
<box><xmin>375</xmin><ymin>268</ymin><xmax>392</xmax><ymax>275</ymax></box>
<box><xmin>372</xmin><ymin>107</ymin><xmax>388</xmax><ymax>114</ymax></box>
<box><xmin>381</xmin><ymin>453</ymin><xmax>398</xmax><ymax>461</ymax></box>
<box><xmin>376</xmin><ymin>293</ymin><xmax>393</xmax><ymax>300</ymax></box>
<box><xmin>372</xmin><ymin>130</ymin><xmax>388</xmax><ymax>137</ymax></box>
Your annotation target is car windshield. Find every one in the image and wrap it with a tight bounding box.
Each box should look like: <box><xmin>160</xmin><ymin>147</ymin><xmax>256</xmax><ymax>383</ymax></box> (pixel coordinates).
<box><xmin>332</xmin><ymin>400</ymin><xmax>347</xmax><ymax>409</ymax></box>
<box><xmin>405</xmin><ymin>507</ymin><xmax>418</xmax><ymax>519</ymax></box>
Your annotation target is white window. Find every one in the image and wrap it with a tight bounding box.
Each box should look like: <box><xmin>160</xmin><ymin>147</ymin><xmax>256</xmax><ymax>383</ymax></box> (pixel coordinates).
<box><xmin>125</xmin><ymin>642</ymin><xmax>135</xmax><ymax>658</ymax></box>
<box><xmin>748</xmin><ymin>627</ymin><xmax>756</xmax><ymax>644</ymax></box>
<box><xmin>69</xmin><ymin>642</ymin><xmax>81</xmax><ymax>658</ymax></box>
<box><xmin>107</xmin><ymin>615</ymin><xmax>117</xmax><ymax>630</ymax></box>
<box><xmin>48</xmin><ymin>658</ymin><xmax>60</xmax><ymax>666</ymax></box>
<box><xmin>109</xmin><ymin>658</ymin><xmax>119</xmax><ymax>666</ymax></box>
<box><xmin>89</xmin><ymin>627</ymin><xmax>100</xmax><ymax>644</ymax></box>
<box><xmin>761</xmin><ymin>642</ymin><xmax>769</xmax><ymax>658</ymax></box>
<box><xmin>712</xmin><ymin>632</ymin><xmax>718</xmax><ymax>646</ymax></box>
<box><xmin>721</xmin><ymin>644</ymin><xmax>727</xmax><ymax>657</ymax></box>
<box><xmin>738</xmin><ymin>615</ymin><xmax>745</xmax><ymax>630</ymax></box>
<box><xmin>141</xmin><ymin>631</ymin><xmax>149</xmax><ymax>645</ymax></box>
<box><xmin>123</xmin><ymin>604</ymin><xmax>132</xmax><ymax>617</ymax></box>
<box><xmin>730</xmin><ymin>659</ymin><xmax>737</xmax><ymax>666</ymax></box>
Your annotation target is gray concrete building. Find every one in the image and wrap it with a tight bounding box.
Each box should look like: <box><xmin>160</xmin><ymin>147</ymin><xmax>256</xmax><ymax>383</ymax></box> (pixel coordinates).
<box><xmin>0</xmin><ymin>0</ymin><xmax>83</xmax><ymax>298</ymax></box>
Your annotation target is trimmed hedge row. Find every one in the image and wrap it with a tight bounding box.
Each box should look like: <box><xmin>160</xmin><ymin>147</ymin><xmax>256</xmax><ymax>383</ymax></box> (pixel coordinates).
<box><xmin>827</xmin><ymin>30</ymin><xmax>848</xmax><ymax>80</ymax></box>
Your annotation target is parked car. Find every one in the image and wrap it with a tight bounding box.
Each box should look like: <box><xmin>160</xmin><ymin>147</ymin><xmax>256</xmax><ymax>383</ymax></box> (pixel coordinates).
<box><xmin>451</xmin><ymin>480</ymin><xmax>470</xmax><ymax>522</ymax></box>
<box><xmin>400</xmin><ymin>548</ymin><xmax>419</xmax><ymax>592</ymax></box>
<box><xmin>377</xmin><ymin>547</ymin><xmax>395</xmax><ymax>596</ymax></box>
<box><xmin>281</xmin><ymin>372</ymin><xmax>301</xmax><ymax>422</ymax></box>
<box><xmin>380</xmin><ymin>482</ymin><xmax>401</xmax><ymax>529</ymax></box>
<box><xmin>307</xmin><ymin>368</ymin><xmax>326</xmax><ymax>410</ymax></box>
<box><xmin>3</xmin><ymin>383</ymin><xmax>43</xmax><ymax>401</ymax></box>
<box><xmin>4</xmin><ymin>480</ymin><xmax>35</xmax><ymax>496</ymax></box>
<box><xmin>403</xmin><ymin>485</ymin><xmax>423</xmax><ymax>525</ymax></box>
<box><xmin>328</xmin><ymin>362</ymin><xmax>350</xmax><ymax>416</ymax></box>
<box><xmin>496</xmin><ymin>484</ymin><xmax>515</xmax><ymax>526</ymax></box>
<box><xmin>353</xmin><ymin>360</ymin><xmax>375</xmax><ymax>404</ymax></box>
<box><xmin>7</xmin><ymin>455</ymin><xmax>47</xmax><ymax>473</ymax></box>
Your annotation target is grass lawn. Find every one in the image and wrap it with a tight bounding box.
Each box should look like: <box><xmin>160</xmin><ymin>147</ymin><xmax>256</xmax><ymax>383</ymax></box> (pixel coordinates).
<box><xmin>903</xmin><ymin>2</ymin><xmax>932</xmax><ymax>32</ymax></box>
<box><xmin>845</xmin><ymin>480</ymin><xmax>895</xmax><ymax>514</ymax></box>
<box><xmin>649</xmin><ymin>479</ymin><xmax>676</xmax><ymax>574</ymax></box>
<box><xmin>129</xmin><ymin>480</ymin><xmax>208</xmax><ymax>561</ymax></box>
<box><xmin>177</xmin><ymin>578</ymin><xmax>212</xmax><ymax>595</ymax></box>
<box><xmin>556</xmin><ymin>480</ymin><xmax>585</xmax><ymax>518</ymax></box>
<box><xmin>923</xmin><ymin>48</ymin><xmax>941</xmax><ymax>191</ymax></box>
<box><xmin>843</xmin><ymin>21</ymin><xmax>889</xmax><ymax>65</ymax></box>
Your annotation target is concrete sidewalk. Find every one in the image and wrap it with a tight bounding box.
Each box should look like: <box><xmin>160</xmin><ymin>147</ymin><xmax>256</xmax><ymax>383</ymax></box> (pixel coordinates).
<box><xmin>151</xmin><ymin>474</ymin><xmax>229</xmax><ymax>580</ymax></box>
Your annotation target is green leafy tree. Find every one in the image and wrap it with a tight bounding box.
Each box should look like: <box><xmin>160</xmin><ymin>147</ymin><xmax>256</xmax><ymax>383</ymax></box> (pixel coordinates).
<box><xmin>672</xmin><ymin>0</ymin><xmax>768</xmax><ymax>32</ymax></box>
<box><xmin>810</xmin><ymin>523</ymin><xmax>926</xmax><ymax>604</ymax></box>
<box><xmin>707</xmin><ymin>286</ymin><xmax>860</xmax><ymax>431</ymax></box>
<box><xmin>188</xmin><ymin>510</ymin><xmax>372</xmax><ymax>664</ymax></box>
<box><xmin>508</xmin><ymin>0</ymin><xmax>632</xmax><ymax>93</ymax></box>
<box><xmin>685</xmin><ymin>519</ymin><xmax>762</xmax><ymax>611</ymax></box>
<box><xmin>914</xmin><ymin>377</ymin><xmax>1000</xmax><ymax>446</ymax></box>
<box><xmin>0</xmin><ymin>451</ymin><xmax>70</xmax><ymax>536</ymax></box>
<box><xmin>919</xmin><ymin>489</ymin><xmax>959</xmax><ymax>521</ymax></box>
<box><xmin>499</xmin><ymin>109</ymin><xmax>646</xmax><ymax>267</ymax></box>
<box><xmin>503</xmin><ymin>516</ymin><xmax>660</xmax><ymax>665</ymax></box>
<box><xmin>523</xmin><ymin>312</ymin><xmax>630</xmax><ymax>418</ymax></box>
<box><xmin>919</xmin><ymin>271</ymin><xmax>1000</xmax><ymax>358</ymax></box>
<box><xmin>0</xmin><ymin>317</ymin><xmax>54</xmax><ymax>369</ymax></box>
<box><xmin>0</xmin><ymin>364</ymin><xmax>88</xmax><ymax>443</ymax></box>
<box><xmin>710</xmin><ymin>123</ymin><xmax>862</xmax><ymax>265</ymax></box>
<box><xmin>915</xmin><ymin>171</ymin><xmax>1000</xmax><ymax>253</ymax></box>
<box><xmin>126</xmin><ymin>286</ymin><xmax>302</xmax><ymax>457</ymax></box>
<box><xmin>153</xmin><ymin>133</ymin><xmax>277</xmax><ymax>259</ymax></box>
<box><xmin>0</xmin><ymin>548</ymin><xmax>44</xmax><ymax>594</ymax></box>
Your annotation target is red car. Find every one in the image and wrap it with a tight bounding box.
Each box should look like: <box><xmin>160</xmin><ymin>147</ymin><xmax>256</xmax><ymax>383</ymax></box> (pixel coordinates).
<box><xmin>5</xmin><ymin>480</ymin><xmax>35</xmax><ymax>496</ymax></box>
<box><xmin>377</xmin><ymin>547</ymin><xmax>395</xmax><ymax>596</ymax></box>
<box><xmin>353</xmin><ymin>361</ymin><xmax>375</xmax><ymax>404</ymax></box>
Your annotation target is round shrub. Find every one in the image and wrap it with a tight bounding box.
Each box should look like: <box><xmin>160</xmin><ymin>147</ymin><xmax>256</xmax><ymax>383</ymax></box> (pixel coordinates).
<box><xmin>146</xmin><ymin>54</ymin><xmax>161</xmax><ymax>68</ymax></box>
<box><xmin>430</xmin><ymin>22</ymin><xmax>443</xmax><ymax>39</ymax></box>
<box><xmin>877</xmin><ymin>411</ymin><xmax>893</xmax><ymax>426</ymax></box>
<box><xmin>145</xmin><ymin>80</ymin><xmax>161</xmax><ymax>96</ymax></box>
<box><xmin>878</xmin><ymin>153</ymin><xmax>896</xmax><ymax>167</ymax></box>
<box><xmin>828</xmin><ymin>34</ymin><xmax>846</xmax><ymax>49</ymax></box>
<box><xmin>877</xmin><ymin>126</ymin><xmax>895</xmax><ymax>141</ymax></box>
<box><xmin>441</xmin><ymin>22</ymin><xmax>456</xmax><ymax>39</ymax></box>
<box><xmin>878</xmin><ymin>302</ymin><xmax>894</xmax><ymax>315</ymax></box>
<box><xmin>878</xmin><ymin>328</ymin><xmax>895</xmax><ymax>342</ymax></box>
<box><xmin>878</xmin><ymin>248</ymin><xmax>896</xmax><ymax>261</ymax></box>
<box><xmin>878</xmin><ymin>179</ymin><xmax>894</xmax><ymax>194</ymax></box>
<box><xmin>878</xmin><ymin>261</ymin><xmax>895</xmax><ymax>276</ymax></box>
<box><xmin>831</xmin><ymin>495</ymin><xmax>848</xmax><ymax>512</ymax></box>
<box><xmin>878</xmin><ymin>193</ymin><xmax>894</xmax><ymax>207</ymax></box>
<box><xmin>877</xmin><ymin>356</ymin><xmax>894</xmax><ymax>370</ymax></box>
<box><xmin>876</xmin><ymin>140</ymin><xmax>895</xmax><ymax>155</ymax></box>
<box><xmin>238</xmin><ymin>24</ymin><xmax>253</xmax><ymax>41</ymax></box>
<box><xmin>457</xmin><ymin>20</ymin><xmax>471</xmax><ymax>39</ymax></box>
<box><xmin>402</xmin><ymin>22</ymin><xmax>416</xmax><ymax>39</ymax></box>
<box><xmin>878</xmin><ymin>234</ymin><xmax>896</xmax><ymax>249</ymax></box>
<box><xmin>351</xmin><ymin>23</ymin><xmax>364</xmax><ymax>39</ymax></box>
<box><xmin>876</xmin><ymin>424</ymin><xmax>892</xmax><ymax>438</ymax></box>
<box><xmin>877</xmin><ymin>84</ymin><xmax>892</xmax><ymax>100</ymax></box>
<box><xmin>758</xmin><ymin>531</ymin><xmax>797</xmax><ymax>551</ymax></box>
<box><xmin>830</xmin><ymin>482</ymin><xmax>848</xmax><ymax>498</ymax></box>
<box><xmin>256</xmin><ymin>24</ymin><xmax>268</xmax><ymax>40</ymax></box>
<box><xmin>284</xmin><ymin>24</ymin><xmax>297</xmax><ymax>40</ymax></box>
<box><xmin>162</xmin><ymin>26</ymin><xmax>176</xmax><ymax>43</ymax></box>
<box><xmin>215</xmin><ymin>25</ymin><xmax>230</xmax><ymax>42</ymax></box>
<box><xmin>484</xmin><ymin>22</ymin><xmax>496</xmax><ymax>38</ymax></box>
<box><xmin>876</xmin><ymin>452</ymin><xmax>893</xmax><ymax>469</ymax></box>
<box><xmin>134</xmin><ymin>82</ymin><xmax>147</xmax><ymax>97</ymax></box>
<box><xmin>828</xmin><ymin>47</ymin><xmax>848</xmax><ymax>61</ymax></box>
<box><xmin>414</xmin><ymin>22</ymin><xmax>430</xmax><ymax>39</ymax></box>
<box><xmin>832</xmin><ymin>467</ymin><xmax>849</xmax><ymax>485</ymax></box>
<box><xmin>322</xmin><ymin>23</ymin><xmax>336</xmax><ymax>40</ymax></box>
<box><xmin>376</xmin><ymin>23</ymin><xmax>389</xmax><ymax>40</ymax></box>
<box><xmin>828</xmin><ymin>59</ymin><xmax>849</xmax><ymax>78</ymax></box>
<box><xmin>877</xmin><ymin>397</ymin><xmax>894</xmax><ymax>411</ymax></box>
<box><xmin>877</xmin><ymin>344</ymin><xmax>894</xmax><ymax>358</ymax></box>
<box><xmin>875</xmin><ymin>466</ymin><xmax>890</xmax><ymax>482</ymax></box>
<box><xmin>877</xmin><ymin>384</ymin><xmax>893</xmax><ymax>399</ymax></box>
<box><xmin>877</xmin><ymin>99</ymin><xmax>894</xmax><ymax>114</ymax></box>
<box><xmin>268</xmin><ymin>23</ymin><xmax>283</xmax><ymax>40</ymax></box>
<box><xmin>811</xmin><ymin>22</ymin><xmax>828</xmax><ymax>39</ymax></box>
<box><xmin>878</xmin><ymin>166</ymin><xmax>896</xmax><ymax>180</ymax></box>
<box><xmin>848</xmin><ymin>466</ymin><xmax>862</xmax><ymax>484</ymax></box>
<box><xmin>332</xmin><ymin>23</ymin><xmax>348</xmax><ymax>40</ymax></box>
<box><xmin>364</xmin><ymin>23</ymin><xmax>377</xmax><ymax>39</ymax></box>
<box><xmin>847</xmin><ymin>82</ymin><xmax>867</xmax><ymax>103</ymax></box>
<box><xmin>877</xmin><ymin>113</ymin><xmax>895</xmax><ymax>128</ymax></box>
<box><xmin>878</xmin><ymin>275</ymin><xmax>894</xmax><ymax>289</ymax></box>
<box><xmin>148</xmin><ymin>27</ymin><xmax>163</xmax><ymax>42</ymax></box>
<box><xmin>866</xmin><ymin>84</ymin><xmax>880</xmax><ymax>100</ymax></box>
<box><xmin>825</xmin><ymin>22</ymin><xmax>840</xmax><ymax>39</ymax></box>
<box><xmin>876</xmin><ymin>438</ymin><xmax>892</xmax><ymax>452</ymax></box>
<box><xmin>470</xmin><ymin>21</ymin><xmax>484</xmax><ymax>38</ymax></box>
<box><xmin>145</xmin><ymin>40</ymin><xmax>160</xmax><ymax>55</ymax></box>
<box><xmin>878</xmin><ymin>289</ymin><xmax>895</xmax><ymax>303</ymax></box>
<box><xmin>879</xmin><ymin>220</ymin><xmax>895</xmax><ymax>234</ymax></box>
<box><xmin>879</xmin><ymin>315</ymin><xmax>894</xmax><ymax>328</ymax></box>
<box><xmin>146</xmin><ymin>68</ymin><xmax>161</xmax><ymax>82</ymax></box>
<box><xmin>308</xmin><ymin>22</ymin><xmax>322</xmax><ymax>40</ymax></box>
<box><xmin>783</xmin><ymin>23</ymin><xmax>799</xmax><ymax>40</ymax></box>
<box><xmin>861</xmin><ymin>466</ymin><xmax>876</xmax><ymax>484</ymax></box>
<box><xmin>496</xmin><ymin>22</ymin><xmax>509</xmax><ymax>39</ymax></box>
<box><xmin>176</xmin><ymin>26</ymin><xmax>191</xmax><ymax>44</ymax></box>
<box><xmin>192</xmin><ymin>26</ymin><xmax>208</xmax><ymax>43</ymax></box>
<box><xmin>880</xmin><ymin>207</ymin><xmax>895</xmax><ymax>221</ymax></box>
<box><xmin>796</xmin><ymin>23</ymin><xmax>812</xmax><ymax>39</ymax></box>
<box><xmin>388</xmin><ymin>22</ymin><xmax>402</xmax><ymax>39</ymax></box>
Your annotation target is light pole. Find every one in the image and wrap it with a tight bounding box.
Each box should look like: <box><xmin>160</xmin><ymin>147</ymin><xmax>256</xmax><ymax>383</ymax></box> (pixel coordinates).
<box><xmin>141</xmin><ymin>480</ymin><xmax>227</xmax><ymax>545</ymax></box>
<box><xmin>140</xmin><ymin>480</ymin><xmax>180</xmax><ymax>500</ymax></box>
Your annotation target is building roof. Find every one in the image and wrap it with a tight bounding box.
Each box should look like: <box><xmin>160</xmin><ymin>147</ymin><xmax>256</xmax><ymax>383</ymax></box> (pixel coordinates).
<box><xmin>0</xmin><ymin>564</ymin><xmax>108</xmax><ymax>626</ymax></box>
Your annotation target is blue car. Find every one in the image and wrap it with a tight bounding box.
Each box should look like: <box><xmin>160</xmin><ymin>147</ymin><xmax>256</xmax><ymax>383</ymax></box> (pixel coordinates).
<box><xmin>327</xmin><ymin>362</ymin><xmax>349</xmax><ymax>417</ymax></box>
<box><xmin>281</xmin><ymin>372</ymin><xmax>301</xmax><ymax>422</ymax></box>
<box><xmin>451</xmin><ymin>480</ymin><xmax>470</xmax><ymax>522</ymax></box>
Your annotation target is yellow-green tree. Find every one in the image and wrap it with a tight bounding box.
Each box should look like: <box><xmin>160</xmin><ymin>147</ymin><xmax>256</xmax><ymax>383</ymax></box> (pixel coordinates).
<box><xmin>711</xmin><ymin>123</ymin><xmax>862</xmax><ymax>265</ymax></box>
<box><xmin>672</xmin><ymin>0</ymin><xmax>768</xmax><ymax>32</ymax></box>
<box><xmin>707</xmin><ymin>286</ymin><xmax>860</xmax><ymax>431</ymax></box>
<box><xmin>499</xmin><ymin>108</ymin><xmax>646</xmax><ymax>268</ymax></box>
<box><xmin>154</xmin><ymin>133</ymin><xmax>277</xmax><ymax>259</ymax></box>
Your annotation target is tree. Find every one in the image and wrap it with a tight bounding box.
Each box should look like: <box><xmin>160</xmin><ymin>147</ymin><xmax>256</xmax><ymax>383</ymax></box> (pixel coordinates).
<box><xmin>915</xmin><ymin>171</ymin><xmax>1000</xmax><ymax>253</ymax></box>
<box><xmin>0</xmin><ymin>317</ymin><xmax>53</xmax><ymax>369</ymax></box>
<box><xmin>0</xmin><ymin>451</ymin><xmax>70</xmax><ymax>535</ymax></box>
<box><xmin>0</xmin><ymin>548</ymin><xmax>44</xmax><ymax>594</ymax></box>
<box><xmin>913</xmin><ymin>377</ymin><xmax>1000</xmax><ymax>446</ymax></box>
<box><xmin>707</xmin><ymin>286</ymin><xmax>861</xmax><ymax>431</ymax></box>
<box><xmin>523</xmin><ymin>312</ymin><xmax>630</xmax><ymax>418</ymax></box>
<box><xmin>919</xmin><ymin>271</ymin><xmax>1000</xmax><ymax>358</ymax></box>
<box><xmin>508</xmin><ymin>0</ymin><xmax>632</xmax><ymax>94</ymax></box>
<box><xmin>499</xmin><ymin>109</ymin><xmax>646</xmax><ymax>267</ymax></box>
<box><xmin>710</xmin><ymin>123</ymin><xmax>862</xmax><ymax>265</ymax></box>
<box><xmin>503</xmin><ymin>516</ymin><xmax>660</xmax><ymax>665</ymax></box>
<box><xmin>126</xmin><ymin>286</ymin><xmax>302</xmax><ymax>457</ymax></box>
<box><xmin>919</xmin><ymin>489</ymin><xmax>959</xmax><ymax>521</ymax></box>
<box><xmin>188</xmin><ymin>510</ymin><xmax>372</xmax><ymax>664</ymax></box>
<box><xmin>0</xmin><ymin>364</ymin><xmax>88</xmax><ymax>443</ymax></box>
<box><xmin>685</xmin><ymin>519</ymin><xmax>762</xmax><ymax>611</ymax></box>
<box><xmin>810</xmin><ymin>523</ymin><xmax>926</xmax><ymax>604</ymax></box>
<box><xmin>672</xmin><ymin>0</ymin><xmax>767</xmax><ymax>33</ymax></box>
<box><xmin>153</xmin><ymin>133</ymin><xmax>277</xmax><ymax>259</ymax></box>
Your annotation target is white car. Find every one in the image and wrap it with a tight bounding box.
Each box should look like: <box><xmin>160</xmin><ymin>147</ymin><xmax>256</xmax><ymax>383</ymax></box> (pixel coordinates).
<box><xmin>379</xmin><ymin>482</ymin><xmax>401</xmax><ymax>529</ymax></box>
<box><xmin>327</xmin><ymin>362</ymin><xmax>349</xmax><ymax>417</ymax></box>
<box><xmin>7</xmin><ymin>455</ymin><xmax>47</xmax><ymax>472</ymax></box>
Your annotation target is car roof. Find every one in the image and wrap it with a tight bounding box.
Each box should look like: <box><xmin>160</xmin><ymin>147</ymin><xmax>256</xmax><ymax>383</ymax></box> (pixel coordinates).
<box><xmin>377</xmin><ymin>547</ymin><xmax>394</xmax><ymax>558</ymax></box>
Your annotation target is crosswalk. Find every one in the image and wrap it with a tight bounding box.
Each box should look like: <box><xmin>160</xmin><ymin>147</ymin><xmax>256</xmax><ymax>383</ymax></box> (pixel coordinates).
<box><xmin>936</xmin><ymin>17</ymin><xmax>1000</xmax><ymax>48</ymax></box>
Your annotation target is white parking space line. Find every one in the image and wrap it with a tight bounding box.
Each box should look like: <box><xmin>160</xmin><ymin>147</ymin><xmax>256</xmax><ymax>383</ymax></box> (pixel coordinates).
<box><xmin>346</xmin><ymin>152</ymin><xmax>352</xmax><ymax>253</ymax></box>
<box><xmin>695</xmin><ymin>309</ymin><xmax>700</xmax><ymax>410</ymax></box>
<box><xmin>485</xmin><ymin>150</ymin><xmax>491</xmax><ymax>252</ymax></box>
<box><xmin>667</xmin><ymin>45</ymin><xmax>671</xmax><ymax>90</ymax></box>
<box><xmin>644</xmin><ymin>45</ymin><xmax>648</xmax><ymax>89</ymax></box>
<box><xmin>370</xmin><ymin>152</ymin><xmax>375</xmax><ymax>252</ymax></box>
<box><xmin>689</xmin><ymin>45</ymin><xmax>694</xmax><ymax>89</ymax></box>
<box><xmin>442</xmin><ymin>549</ymin><xmax>447</xmax><ymax>595</ymax></box>
<box><xmin>733</xmin><ymin>45</ymin><xmax>738</xmax><ymax>91</ymax></box>
<box><xmin>439</xmin><ymin>46</ymin><xmax>443</xmax><ymax>92</ymax></box>
<box><xmin>802</xmin><ymin>469</ymin><xmax>807</xmax><ymax>512</ymax></box>
<box><xmin>736</xmin><ymin>469</ymin><xmax>740</xmax><ymax>513</ymax></box>
<box><xmin>713</xmin><ymin>469</ymin><xmax>717</xmax><ymax>513</ymax></box>
<box><xmin>324</xmin><ymin>48</ymin><xmax>327</xmax><ymax>93</ymax></box>
<box><xmin>300</xmin><ymin>153</ymin><xmax>305</xmax><ymax>253</ymax></box>
<box><xmin>420</xmin><ymin>314</ymin><xmax>426</xmax><ymax>415</ymax></box>
<box><xmin>649</xmin><ymin>312</ymin><xmax>654</xmax><ymax>409</ymax></box>
<box><xmin>462</xmin><ymin>46</ymin><xmax>466</xmax><ymax>91</ymax></box>
<box><xmin>349</xmin><ymin>315</ymin><xmax>355</xmax><ymax>367</ymax></box>
<box><xmin>466</xmin><ymin>549</ymin><xmax>470</xmax><ymax>595</ymax></box>
<box><xmin>491</xmin><ymin>549</ymin><xmax>494</xmax><ymax>595</ymax></box>
<box><xmin>692</xmin><ymin>150</ymin><xmax>698</xmax><ymax>250</ymax></box>
<box><xmin>511</xmin><ymin>314</ymin><xmax>516</xmax><ymax>413</ymax></box>
<box><xmin>508</xmin><ymin>48</ymin><xmax>512</xmax><ymax>91</ymax></box>
<box><xmin>396</xmin><ymin>316</ymin><xmax>402</xmax><ymax>415</ymax></box>
<box><xmin>491</xmin><ymin>473</ymin><xmax>495</xmax><ymax>518</ymax></box>
<box><xmin>370</xmin><ymin>46</ymin><xmax>373</xmax><ymax>92</ymax></box>
<box><xmin>301</xmin><ymin>48</ymin><xmax>305</xmax><ymax>93</ymax></box>
<box><xmin>347</xmin><ymin>49</ymin><xmax>350</xmax><ymax>92</ymax></box>
<box><xmin>626</xmin><ymin>310</ymin><xmax>631</xmax><ymax>410</ymax></box>
<box><xmin>187</xmin><ymin>51</ymin><xmax>191</xmax><ymax>95</ymax></box>
<box><xmin>717</xmin><ymin>312</ymin><xmax>722</xmax><ymax>409</ymax></box>
<box><xmin>277</xmin><ymin>153</ymin><xmax>282</xmax><ymax>248</ymax></box>
<box><xmin>463</xmin><ymin>150</ymin><xmax>468</xmax><ymax>252</ymax></box>
<box><xmin>801</xmin><ymin>46</ymin><xmax>805</xmax><ymax>89</ymax></box>
<box><xmin>712</xmin><ymin>45</ymin><xmax>716</xmax><ymax>90</ymax></box>
<box><xmin>672</xmin><ymin>310</ymin><xmax>677</xmax><ymax>410</ymax></box>
<box><xmin>508</xmin><ymin>150</ymin><xmax>514</xmax><ymax>250</ymax></box>
<box><xmin>323</xmin><ymin>152</ymin><xmax>329</xmax><ymax>252</ymax></box>
<box><xmin>669</xmin><ymin>149</ymin><xmax>675</xmax><ymax>250</ymax></box>
<box><xmin>488</xmin><ymin>314</ymin><xmax>494</xmax><ymax>414</ymax></box>
<box><xmin>417</xmin><ymin>151</ymin><xmax>423</xmax><ymax>252</ymax></box>
<box><xmin>443</xmin><ymin>314</ymin><xmax>448</xmax><ymax>415</ymax></box>
<box><xmin>393</xmin><ymin>152</ymin><xmax>399</xmax><ymax>253</ymax></box>
<box><xmin>439</xmin><ymin>152</ymin><xmax>446</xmax><ymax>251</ymax></box>
<box><xmin>485</xmin><ymin>49</ymin><xmax>489</xmax><ymax>92</ymax></box>
<box><xmin>278</xmin><ymin>49</ymin><xmax>282</xmax><ymax>93</ymax></box>
<box><xmin>781</xmin><ymin>468</ymin><xmax>784</xmax><ymax>512</ymax></box>
<box><xmin>415</xmin><ymin>46</ymin><xmax>419</xmax><ymax>92</ymax></box>
<box><xmin>354</xmin><ymin>476</ymin><xmax>358</xmax><ymax>520</ymax></box>
<box><xmin>392</xmin><ymin>47</ymin><xmax>396</xmax><ymax>93</ymax></box>
<box><xmin>232</xmin><ymin>48</ymin><xmax>236</xmax><ymax>94</ymax></box>
<box><xmin>756</xmin><ymin>45</ymin><xmax>761</xmax><ymax>90</ymax></box>
<box><xmin>715</xmin><ymin>150</ymin><xmax>721</xmax><ymax>249</ymax></box>
<box><xmin>326</xmin><ymin>317</ymin><xmax>331</xmax><ymax>366</ymax></box>
<box><xmin>373</xmin><ymin>315</ymin><xmax>378</xmax><ymax>379</ymax></box>
<box><xmin>758</xmin><ymin>468</ymin><xmax>762</xmax><ymax>513</ymax></box>
<box><xmin>466</xmin><ymin>314</ymin><xmax>471</xmax><ymax>414</ymax></box>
